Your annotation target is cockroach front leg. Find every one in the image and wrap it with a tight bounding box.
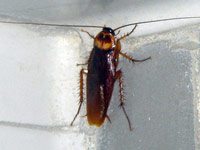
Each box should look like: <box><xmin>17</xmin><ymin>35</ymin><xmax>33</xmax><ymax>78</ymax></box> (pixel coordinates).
<box><xmin>81</xmin><ymin>29</ymin><xmax>95</xmax><ymax>39</ymax></box>
<box><xmin>115</xmin><ymin>70</ymin><xmax>133</xmax><ymax>131</ymax></box>
<box><xmin>118</xmin><ymin>24</ymin><xmax>137</xmax><ymax>41</ymax></box>
<box><xmin>117</xmin><ymin>24</ymin><xmax>151</xmax><ymax>63</ymax></box>
<box><xmin>70</xmin><ymin>68</ymin><xmax>87</xmax><ymax>126</ymax></box>
<box><xmin>119</xmin><ymin>52</ymin><xmax>151</xmax><ymax>63</ymax></box>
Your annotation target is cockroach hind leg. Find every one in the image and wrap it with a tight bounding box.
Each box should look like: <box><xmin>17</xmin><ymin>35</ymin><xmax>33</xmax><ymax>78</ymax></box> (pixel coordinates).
<box><xmin>70</xmin><ymin>68</ymin><xmax>86</xmax><ymax>126</ymax></box>
<box><xmin>106</xmin><ymin>115</ymin><xmax>112</xmax><ymax>124</ymax></box>
<box><xmin>81</xmin><ymin>114</ymin><xmax>87</xmax><ymax>117</ymax></box>
<box><xmin>70</xmin><ymin>102</ymin><xmax>83</xmax><ymax>126</ymax></box>
<box><xmin>116</xmin><ymin>70</ymin><xmax>133</xmax><ymax>131</ymax></box>
<box><xmin>120</xmin><ymin>105</ymin><xmax>133</xmax><ymax>131</ymax></box>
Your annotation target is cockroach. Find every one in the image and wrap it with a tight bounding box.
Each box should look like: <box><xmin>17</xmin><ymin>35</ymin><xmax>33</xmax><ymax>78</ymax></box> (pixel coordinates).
<box><xmin>1</xmin><ymin>16</ymin><xmax>200</xmax><ymax>131</ymax></box>
<box><xmin>70</xmin><ymin>25</ymin><xmax>151</xmax><ymax>131</ymax></box>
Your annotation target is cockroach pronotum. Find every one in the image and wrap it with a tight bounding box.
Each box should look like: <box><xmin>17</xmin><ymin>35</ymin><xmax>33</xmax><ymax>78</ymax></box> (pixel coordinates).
<box><xmin>1</xmin><ymin>16</ymin><xmax>200</xmax><ymax>131</ymax></box>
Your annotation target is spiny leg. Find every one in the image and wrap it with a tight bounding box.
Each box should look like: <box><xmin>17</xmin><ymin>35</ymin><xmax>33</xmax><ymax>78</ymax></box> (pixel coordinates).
<box><xmin>115</xmin><ymin>70</ymin><xmax>133</xmax><ymax>131</ymax></box>
<box><xmin>81</xmin><ymin>29</ymin><xmax>95</xmax><ymax>39</ymax></box>
<box><xmin>115</xmin><ymin>30</ymin><xmax>121</xmax><ymax>36</ymax></box>
<box><xmin>118</xmin><ymin>24</ymin><xmax>137</xmax><ymax>41</ymax></box>
<box><xmin>106</xmin><ymin>115</ymin><xmax>112</xmax><ymax>124</ymax></box>
<box><xmin>70</xmin><ymin>68</ymin><xmax>87</xmax><ymax>126</ymax></box>
<box><xmin>76</xmin><ymin>63</ymin><xmax>88</xmax><ymax>66</ymax></box>
<box><xmin>117</xmin><ymin>24</ymin><xmax>151</xmax><ymax>63</ymax></box>
<box><xmin>119</xmin><ymin>52</ymin><xmax>151</xmax><ymax>63</ymax></box>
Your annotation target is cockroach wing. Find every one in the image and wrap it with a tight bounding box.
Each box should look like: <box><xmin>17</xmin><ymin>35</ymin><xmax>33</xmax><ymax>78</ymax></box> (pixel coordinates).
<box><xmin>86</xmin><ymin>48</ymin><xmax>116</xmax><ymax>126</ymax></box>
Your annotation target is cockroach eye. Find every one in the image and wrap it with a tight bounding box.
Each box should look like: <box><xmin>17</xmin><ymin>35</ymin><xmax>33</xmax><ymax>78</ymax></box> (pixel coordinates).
<box><xmin>103</xmin><ymin>27</ymin><xmax>115</xmax><ymax>35</ymax></box>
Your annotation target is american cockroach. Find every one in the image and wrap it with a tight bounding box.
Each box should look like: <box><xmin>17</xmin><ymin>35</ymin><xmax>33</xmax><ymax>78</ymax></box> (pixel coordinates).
<box><xmin>1</xmin><ymin>16</ymin><xmax>200</xmax><ymax>131</ymax></box>
<box><xmin>70</xmin><ymin>25</ymin><xmax>151</xmax><ymax>131</ymax></box>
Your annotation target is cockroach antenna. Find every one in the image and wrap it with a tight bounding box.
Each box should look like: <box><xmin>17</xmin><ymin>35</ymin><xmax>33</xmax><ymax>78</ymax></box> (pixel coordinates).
<box><xmin>114</xmin><ymin>16</ymin><xmax>200</xmax><ymax>31</ymax></box>
<box><xmin>0</xmin><ymin>16</ymin><xmax>200</xmax><ymax>29</ymax></box>
<box><xmin>0</xmin><ymin>20</ymin><xmax>104</xmax><ymax>28</ymax></box>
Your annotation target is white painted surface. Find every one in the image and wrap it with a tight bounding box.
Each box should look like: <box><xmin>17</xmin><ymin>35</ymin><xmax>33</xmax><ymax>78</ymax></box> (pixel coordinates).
<box><xmin>0</xmin><ymin>23</ymin><xmax>85</xmax><ymax>149</ymax></box>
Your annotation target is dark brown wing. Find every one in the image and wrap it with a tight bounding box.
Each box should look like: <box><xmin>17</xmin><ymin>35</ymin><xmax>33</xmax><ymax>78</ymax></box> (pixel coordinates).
<box><xmin>86</xmin><ymin>47</ymin><xmax>116</xmax><ymax>126</ymax></box>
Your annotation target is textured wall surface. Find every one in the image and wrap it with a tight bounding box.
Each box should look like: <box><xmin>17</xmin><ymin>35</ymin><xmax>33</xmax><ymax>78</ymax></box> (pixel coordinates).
<box><xmin>0</xmin><ymin>22</ymin><xmax>200</xmax><ymax>150</ymax></box>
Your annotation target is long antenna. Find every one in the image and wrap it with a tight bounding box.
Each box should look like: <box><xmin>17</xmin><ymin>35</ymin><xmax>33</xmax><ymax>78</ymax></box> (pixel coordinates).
<box><xmin>0</xmin><ymin>16</ymin><xmax>200</xmax><ymax>29</ymax></box>
<box><xmin>0</xmin><ymin>20</ymin><xmax>104</xmax><ymax>28</ymax></box>
<box><xmin>114</xmin><ymin>16</ymin><xmax>200</xmax><ymax>31</ymax></box>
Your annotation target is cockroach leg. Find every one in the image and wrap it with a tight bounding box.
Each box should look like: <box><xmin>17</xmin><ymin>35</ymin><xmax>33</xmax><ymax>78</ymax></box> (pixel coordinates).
<box><xmin>70</xmin><ymin>68</ymin><xmax>87</xmax><ymax>126</ymax></box>
<box><xmin>81</xmin><ymin>29</ymin><xmax>95</xmax><ymax>39</ymax></box>
<box><xmin>81</xmin><ymin>114</ymin><xmax>87</xmax><ymax>117</ymax></box>
<box><xmin>76</xmin><ymin>63</ymin><xmax>88</xmax><ymax>66</ymax></box>
<box><xmin>115</xmin><ymin>30</ymin><xmax>121</xmax><ymax>36</ymax></box>
<box><xmin>119</xmin><ymin>51</ymin><xmax>151</xmax><ymax>63</ymax></box>
<box><xmin>106</xmin><ymin>115</ymin><xmax>112</xmax><ymax>124</ymax></box>
<box><xmin>118</xmin><ymin>24</ymin><xmax>137</xmax><ymax>40</ymax></box>
<box><xmin>115</xmin><ymin>70</ymin><xmax>133</xmax><ymax>131</ymax></box>
<box><xmin>120</xmin><ymin>105</ymin><xmax>133</xmax><ymax>131</ymax></box>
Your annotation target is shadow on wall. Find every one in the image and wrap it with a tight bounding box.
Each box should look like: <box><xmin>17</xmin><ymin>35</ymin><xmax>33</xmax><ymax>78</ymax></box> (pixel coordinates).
<box><xmin>96</xmin><ymin>40</ymin><xmax>195</xmax><ymax>150</ymax></box>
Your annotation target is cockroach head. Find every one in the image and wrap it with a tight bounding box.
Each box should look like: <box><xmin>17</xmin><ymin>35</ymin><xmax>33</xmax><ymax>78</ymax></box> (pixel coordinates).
<box><xmin>103</xmin><ymin>27</ymin><xmax>115</xmax><ymax>36</ymax></box>
<box><xmin>94</xmin><ymin>27</ymin><xmax>116</xmax><ymax>51</ymax></box>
